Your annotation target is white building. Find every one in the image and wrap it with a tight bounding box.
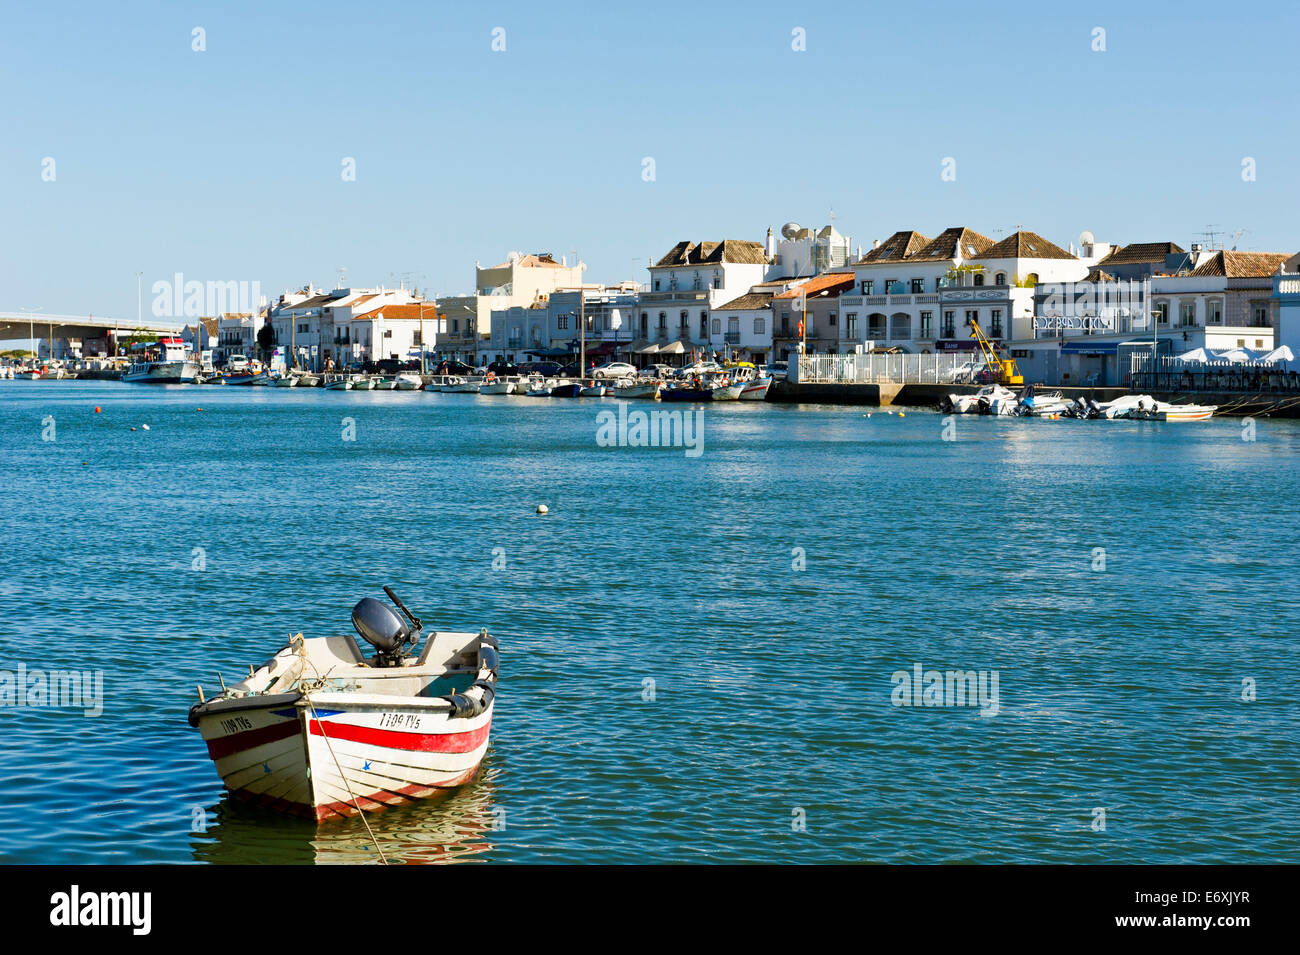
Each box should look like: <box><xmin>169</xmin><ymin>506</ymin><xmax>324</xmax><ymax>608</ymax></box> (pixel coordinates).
<box><xmin>635</xmin><ymin>239</ymin><xmax>770</xmax><ymax>349</ymax></box>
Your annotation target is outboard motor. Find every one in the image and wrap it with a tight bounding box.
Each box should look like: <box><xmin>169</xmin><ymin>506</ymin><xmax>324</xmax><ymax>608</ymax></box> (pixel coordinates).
<box><xmin>351</xmin><ymin>587</ymin><xmax>423</xmax><ymax>667</ymax></box>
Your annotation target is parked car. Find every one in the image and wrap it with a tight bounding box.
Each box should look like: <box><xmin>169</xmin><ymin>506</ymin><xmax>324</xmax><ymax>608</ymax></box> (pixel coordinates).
<box><xmin>591</xmin><ymin>361</ymin><xmax>636</xmax><ymax>379</ymax></box>
<box><xmin>522</xmin><ymin>361</ymin><xmax>563</xmax><ymax>377</ymax></box>
<box><xmin>225</xmin><ymin>354</ymin><xmax>249</xmax><ymax>373</ymax></box>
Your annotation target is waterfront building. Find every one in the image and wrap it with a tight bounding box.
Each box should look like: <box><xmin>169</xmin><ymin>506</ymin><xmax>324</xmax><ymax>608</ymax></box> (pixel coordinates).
<box><xmin>1273</xmin><ymin>253</ymin><xmax>1300</xmax><ymax>360</ymax></box>
<box><xmin>481</xmin><ymin>284</ymin><xmax>640</xmax><ymax>366</ymax></box>
<box><xmin>180</xmin><ymin>317</ymin><xmax>219</xmax><ymax>356</ymax></box>
<box><xmin>707</xmin><ymin>289</ymin><xmax>776</xmax><ymax>365</ymax></box>
<box><xmin>771</xmin><ymin>271</ymin><xmax>856</xmax><ymax>359</ymax></box>
<box><xmin>441</xmin><ymin>253</ymin><xmax>586</xmax><ymax>362</ymax></box>
<box><xmin>267</xmin><ymin>286</ymin><xmax>425</xmax><ymax>370</ymax></box>
<box><xmin>1022</xmin><ymin>245</ymin><xmax>1286</xmax><ymax>385</ymax></box>
<box><xmin>765</xmin><ymin>223</ymin><xmax>854</xmax><ymax>279</ymax></box>
<box><xmin>635</xmin><ymin>240</ymin><xmax>770</xmax><ymax>351</ymax></box>
<box><xmin>214</xmin><ymin>312</ymin><xmax>256</xmax><ymax>365</ymax></box>
<box><xmin>838</xmin><ymin>227</ymin><xmax>993</xmax><ymax>354</ymax></box>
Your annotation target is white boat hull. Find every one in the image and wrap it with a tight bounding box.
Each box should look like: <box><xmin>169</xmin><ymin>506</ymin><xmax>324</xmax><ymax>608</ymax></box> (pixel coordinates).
<box><xmin>123</xmin><ymin>360</ymin><xmax>200</xmax><ymax>384</ymax></box>
<box><xmin>613</xmin><ymin>382</ymin><xmax>660</xmax><ymax>399</ymax></box>
<box><xmin>711</xmin><ymin>383</ymin><xmax>743</xmax><ymax>401</ymax></box>
<box><xmin>738</xmin><ymin>378</ymin><xmax>771</xmax><ymax>400</ymax></box>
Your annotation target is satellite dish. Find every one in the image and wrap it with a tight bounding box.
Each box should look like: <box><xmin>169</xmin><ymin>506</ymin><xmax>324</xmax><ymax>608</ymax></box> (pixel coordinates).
<box><xmin>1078</xmin><ymin>230</ymin><xmax>1095</xmax><ymax>247</ymax></box>
<box><xmin>781</xmin><ymin>222</ymin><xmax>802</xmax><ymax>240</ymax></box>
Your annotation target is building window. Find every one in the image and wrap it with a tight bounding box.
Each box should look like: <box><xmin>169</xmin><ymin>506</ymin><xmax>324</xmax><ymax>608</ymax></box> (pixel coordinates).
<box><xmin>654</xmin><ymin>280</ymin><xmax>661</xmax><ymax>291</ymax></box>
<box><xmin>861</xmin><ymin>280</ymin><xmax>873</xmax><ymax>295</ymax></box>
<box><xmin>754</xmin><ymin>317</ymin><xmax>765</xmax><ymax>334</ymax></box>
<box><xmin>558</xmin><ymin>315</ymin><xmax>568</xmax><ymax>330</ymax></box>
<box><xmin>974</xmin><ymin>273</ymin><xmax>985</xmax><ymax>287</ymax></box>
<box><xmin>780</xmin><ymin>312</ymin><xmax>790</xmax><ymax>334</ymax></box>
<box><xmin>885</xmin><ymin>278</ymin><xmax>900</xmax><ymax>294</ymax></box>
<box><xmin>658</xmin><ymin>312</ymin><xmax>666</xmax><ymax>331</ymax></box>
<box><xmin>699</xmin><ymin>315</ymin><xmax>708</xmax><ymax>338</ymax></box>
<box><xmin>990</xmin><ymin>309</ymin><xmax>1003</xmax><ymax>337</ymax></box>
<box><xmin>679</xmin><ymin>310</ymin><xmax>689</xmax><ymax>330</ymax></box>
<box><xmin>712</xmin><ymin>318</ymin><xmax>721</xmax><ymax>334</ymax></box>
<box><xmin>846</xmin><ymin>313</ymin><xmax>857</xmax><ymax>337</ymax></box>
<box><xmin>1179</xmin><ymin>304</ymin><xmax>1195</xmax><ymax>327</ymax></box>
<box><xmin>1254</xmin><ymin>306</ymin><xmax>1268</xmax><ymax>325</ymax></box>
<box><xmin>1153</xmin><ymin>303</ymin><xmax>1169</xmax><ymax>326</ymax></box>
<box><xmin>1207</xmin><ymin>300</ymin><xmax>1223</xmax><ymax>324</ymax></box>
<box><xmin>920</xmin><ymin>311</ymin><xmax>933</xmax><ymax>338</ymax></box>
<box><xmin>828</xmin><ymin>312</ymin><xmax>837</xmax><ymax>327</ymax></box>
<box><xmin>942</xmin><ymin>310</ymin><xmax>956</xmax><ymax>338</ymax></box>
<box><xmin>910</xmin><ymin>278</ymin><xmax>924</xmax><ymax>294</ymax></box>
<box><xmin>995</xmin><ymin>272</ymin><xmax>1006</xmax><ymax>285</ymax></box>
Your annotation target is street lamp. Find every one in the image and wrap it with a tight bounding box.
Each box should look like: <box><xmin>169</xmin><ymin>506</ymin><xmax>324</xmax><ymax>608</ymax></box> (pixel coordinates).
<box><xmin>19</xmin><ymin>306</ymin><xmax>42</xmax><ymax>364</ymax></box>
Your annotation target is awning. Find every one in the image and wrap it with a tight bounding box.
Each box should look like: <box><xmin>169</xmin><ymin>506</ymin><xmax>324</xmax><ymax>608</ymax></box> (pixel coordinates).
<box><xmin>583</xmin><ymin>340</ymin><xmax>630</xmax><ymax>357</ymax></box>
<box><xmin>1060</xmin><ymin>341</ymin><xmax>1120</xmax><ymax>355</ymax></box>
<box><xmin>659</xmin><ymin>341</ymin><xmax>686</xmax><ymax>355</ymax></box>
<box><xmin>637</xmin><ymin>342</ymin><xmax>661</xmax><ymax>354</ymax></box>
<box><xmin>525</xmin><ymin>346</ymin><xmax>572</xmax><ymax>358</ymax></box>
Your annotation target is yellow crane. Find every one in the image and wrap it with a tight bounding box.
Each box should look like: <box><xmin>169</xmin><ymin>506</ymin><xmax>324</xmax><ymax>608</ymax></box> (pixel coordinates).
<box><xmin>966</xmin><ymin>317</ymin><xmax>1022</xmax><ymax>386</ymax></box>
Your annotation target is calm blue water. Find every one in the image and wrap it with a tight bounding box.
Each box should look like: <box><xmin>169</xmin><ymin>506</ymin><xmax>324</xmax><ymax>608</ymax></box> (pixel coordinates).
<box><xmin>1</xmin><ymin>380</ymin><xmax>1297</xmax><ymax>864</ymax></box>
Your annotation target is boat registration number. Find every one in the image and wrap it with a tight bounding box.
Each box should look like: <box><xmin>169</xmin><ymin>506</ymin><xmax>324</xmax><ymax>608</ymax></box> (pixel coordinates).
<box><xmin>220</xmin><ymin>715</ymin><xmax>254</xmax><ymax>734</ymax></box>
<box><xmin>378</xmin><ymin>712</ymin><xmax>422</xmax><ymax>730</ymax></box>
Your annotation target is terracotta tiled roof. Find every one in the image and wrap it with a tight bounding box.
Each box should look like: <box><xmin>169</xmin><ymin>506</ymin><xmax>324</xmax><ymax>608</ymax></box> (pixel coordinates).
<box><xmin>974</xmin><ymin>230</ymin><xmax>1076</xmax><ymax>261</ymax></box>
<box><xmin>1189</xmin><ymin>250</ymin><xmax>1290</xmax><ymax>278</ymax></box>
<box><xmin>855</xmin><ymin>230</ymin><xmax>931</xmax><ymax>264</ymax></box>
<box><xmin>772</xmin><ymin>271</ymin><xmax>855</xmax><ymax>299</ymax></box>
<box><xmin>1084</xmin><ymin>268</ymin><xmax>1116</xmax><ymax>283</ymax></box>
<box><xmin>488</xmin><ymin>254</ymin><xmax>568</xmax><ymax>270</ymax></box>
<box><xmin>908</xmin><ymin>227</ymin><xmax>995</xmax><ymax>262</ymax></box>
<box><xmin>713</xmin><ymin>291</ymin><xmax>774</xmax><ymax>310</ymax></box>
<box><xmin>653</xmin><ymin>239</ymin><xmax>769</xmax><ymax>267</ymax></box>
<box><xmin>351</xmin><ymin>302</ymin><xmax>438</xmax><ymax>321</ymax></box>
<box><xmin>1096</xmin><ymin>242</ymin><xmax>1185</xmax><ymax>266</ymax></box>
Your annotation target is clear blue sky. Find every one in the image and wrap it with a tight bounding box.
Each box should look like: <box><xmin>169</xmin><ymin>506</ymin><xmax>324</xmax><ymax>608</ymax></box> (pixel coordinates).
<box><xmin>2</xmin><ymin>0</ymin><xmax>1298</xmax><ymax>322</ymax></box>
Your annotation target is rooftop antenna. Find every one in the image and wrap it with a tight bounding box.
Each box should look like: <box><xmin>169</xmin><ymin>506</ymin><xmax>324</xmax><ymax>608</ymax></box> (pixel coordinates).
<box><xmin>1229</xmin><ymin>229</ymin><xmax>1248</xmax><ymax>250</ymax></box>
<box><xmin>1199</xmin><ymin>224</ymin><xmax>1223</xmax><ymax>251</ymax></box>
<box><xmin>336</xmin><ymin>266</ymin><xmax>347</xmax><ymax>290</ymax></box>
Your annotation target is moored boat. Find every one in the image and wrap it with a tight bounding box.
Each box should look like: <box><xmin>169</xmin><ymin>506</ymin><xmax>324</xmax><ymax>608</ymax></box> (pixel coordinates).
<box><xmin>123</xmin><ymin>337</ymin><xmax>200</xmax><ymax>384</ymax></box>
<box><xmin>738</xmin><ymin>377</ymin><xmax>771</xmax><ymax>401</ymax></box>
<box><xmin>188</xmin><ymin>588</ymin><xmax>498</xmax><ymax>823</ymax></box>
<box><xmin>613</xmin><ymin>381</ymin><xmax>661</xmax><ymax>400</ymax></box>
<box><xmin>394</xmin><ymin>373</ymin><xmax>423</xmax><ymax>391</ymax></box>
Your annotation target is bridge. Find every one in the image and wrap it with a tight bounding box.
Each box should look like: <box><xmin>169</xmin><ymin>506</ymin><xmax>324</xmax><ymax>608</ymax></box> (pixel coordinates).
<box><xmin>0</xmin><ymin>312</ymin><xmax>185</xmax><ymax>357</ymax></box>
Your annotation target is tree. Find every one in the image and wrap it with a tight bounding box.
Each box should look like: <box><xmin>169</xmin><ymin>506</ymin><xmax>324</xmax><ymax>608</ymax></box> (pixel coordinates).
<box><xmin>256</xmin><ymin>319</ymin><xmax>275</xmax><ymax>357</ymax></box>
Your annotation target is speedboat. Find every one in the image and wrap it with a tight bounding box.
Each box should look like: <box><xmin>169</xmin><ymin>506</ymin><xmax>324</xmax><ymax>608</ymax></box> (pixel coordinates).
<box><xmin>1016</xmin><ymin>387</ymin><xmax>1071</xmax><ymax>418</ymax></box>
<box><xmin>1132</xmin><ymin>400</ymin><xmax>1217</xmax><ymax>421</ymax></box>
<box><xmin>1096</xmin><ymin>394</ymin><xmax>1154</xmax><ymax>419</ymax></box>
<box><xmin>943</xmin><ymin>384</ymin><xmax>1016</xmax><ymax>414</ymax></box>
<box><xmin>188</xmin><ymin>587</ymin><xmax>498</xmax><ymax>822</ymax></box>
<box><xmin>738</xmin><ymin>377</ymin><xmax>772</xmax><ymax>401</ymax></box>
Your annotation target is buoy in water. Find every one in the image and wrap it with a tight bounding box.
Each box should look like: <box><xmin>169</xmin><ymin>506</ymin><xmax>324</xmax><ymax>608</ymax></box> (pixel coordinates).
<box><xmin>94</xmin><ymin>406</ymin><xmax>101</xmax><ymax>414</ymax></box>
<box><xmin>130</xmin><ymin>427</ymin><xmax>136</xmax><ymax>431</ymax></box>
<box><xmin>536</xmin><ymin>504</ymin><xmax>549</xmax><ymax>515</ymax></box>
<box><xmin>142</xmin><ymin>424</ymin><xmax>150</xmax><ymax>430</ymax></box>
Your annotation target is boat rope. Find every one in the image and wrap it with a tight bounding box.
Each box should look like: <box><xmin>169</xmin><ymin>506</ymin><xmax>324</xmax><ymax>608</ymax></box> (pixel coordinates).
<box><xmin>298</xmin><ymin>651</ymin><xmax>388</xmax><ymax>865</ymax></box>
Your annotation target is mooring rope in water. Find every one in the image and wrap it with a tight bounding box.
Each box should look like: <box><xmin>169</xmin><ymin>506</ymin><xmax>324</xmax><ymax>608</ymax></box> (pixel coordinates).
<box><xmin>297</xmin><ymin>648</ymin><xmax>388</xmax><ymax>864</ymax></box>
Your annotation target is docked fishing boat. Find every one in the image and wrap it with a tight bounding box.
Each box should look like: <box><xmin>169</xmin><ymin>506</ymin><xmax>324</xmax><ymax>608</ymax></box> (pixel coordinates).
<box><xmin>711</xmin><ymin>381</ymin><xmax>743</xmax><ymax>401</ymax></box>
<box><xmin>578</xmin><ymin>381</ymin><xmax>608</xmax><ymax>397</ymax></box>
<box><xmin>122</xmin><ymin>338</ymin><xmax>200</xmax><ymax>384</ymax></box>
<box><xmin>323</xmin><ymin>374</ymin><xmax>352</xmax><ymax>391</ymax></box>
<box><xmin>350</xmin><ymin>376</ymin><xmax>375</xmax><ymax>391</ymax></box>
<box><xmin>738</xmin><ymin>377</ymin><xmax>772</xmax><ymax>401</ymax></box>
<box><xmin>942</xmin><ymin>383</ymin><xmax>1017</xmax><ymax>414</ymax></box>
<box><xmin>371</xmin><ymin>376</ymin><xmax>397</xmax><ymax>391</ymax></box>
<box><xmin>224</xmin><ymin>370</ymin><xmax>271</xmax><ymax>386</ymax></box>
<box><xmin>298</xmin><ymin>373</ymin><xmax>321</xmax><ymax>388</ymax></box>
<box><xmin>445</xmin><ymin>377</ymin><xmax>483</xmax><ymax>393</ymax></box>
<box><xmin>550</xmin><ymin>382</ymin><xmax>582</xmax><ymax>398</ymax></box>
<box><xmin>394</xmin><ymin>373</ymin><xmax>423</xmax><ymax>391</ymax></box>
<box><xmin>479</xmin><ymin>378</ymin><xmax>516</xmax><ymax>395</ymax></box>
<box><xmin>525</xmin><ymin>380</ymin><xmax>554</xmax><ymax>397</ymax></box>
<box><xmin>660</xmin><ymin>384</ymin><xmax>714</xmax><ymax>401</ymax></box>
<box><xmin>188</xmin><ymin>587</ymin><xmax>498</xmax><ymax>822</ymax></box>
<box><xmin>270</xmin><ymin>373</ymin><xmax>298</xmax><ymax>388</ymax></box>
<box><xmin>613</xmin><ymin>380</ymin><xmax>661</xmax><ymax>400</ymax></box>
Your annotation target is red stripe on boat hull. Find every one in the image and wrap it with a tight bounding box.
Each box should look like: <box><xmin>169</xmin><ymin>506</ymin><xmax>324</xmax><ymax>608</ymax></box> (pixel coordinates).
<box><xmin>308</xmin><ymin>718</ymin><xmax>490</xmax><ymax>753</ymax></box>
<box><xmin>206</xmin><ymin>719</ymin><xmax>301</xmax><ymax>760</ymax></box>
<box><xmin>314</xmin><ymin>765</ymin><xmax>481</xmax><ymax>821</ymax></box>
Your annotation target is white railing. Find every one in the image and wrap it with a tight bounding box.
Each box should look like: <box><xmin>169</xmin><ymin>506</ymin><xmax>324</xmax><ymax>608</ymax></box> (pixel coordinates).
<box><xmin>790</xmin><ymin>352</ymin><xmax>981</xmax><ymax>384</ymax></box>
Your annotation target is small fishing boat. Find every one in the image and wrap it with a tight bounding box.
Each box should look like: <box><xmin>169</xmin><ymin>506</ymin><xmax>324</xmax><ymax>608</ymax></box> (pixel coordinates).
<box><xmin>578</xmin><ymin>382</ymin><xmax>608</xmax><ymax>397</ymax></box>
<box><xmin>613</xmin><ymin>381</ymin><xmax>661</xmax><ymax>400</ymax></box>
<box><xmin>711</xmin><ymin>381</ymin><xmax>743</xmax><ymax>401</ymax></box>
<box><xmin>659</xmin><ymin>384</ymin><xmax>714</xmax><ymax>401</ymax></box>
<box><xmin>526</xmin><ymin>380</ymin><xmax>554</xmax><ymax>397</ymax></box>
<box><xmin>297</xmin><ymin>373</ymin><xmax>321</xmax><ymax>388</ymax></box>
<box><xmin>395</xmin><ymin>373</ymin><xmax>423</xmax><ymax>391</ymax></box>
<box><xmin>549</xmin><ymin>382</ymin><xmax>582</xmax><ymax>398</ymax></box>
<box><xmin>352</xmin><ymin>376</ymin><xmax>376</xmax><ymax>391</ymax></box>
<box><xmin>324</xmin><ymin>375</ymin><xmax>352</xmax><ymax>391</ymax></box>
<box><xmin>738</xmin><ymin>377</ymin><xmax>771</xmax><ymax>401</ymax></box>
<box><xmin>479</xmin><ymin>379</ymin><xmax>515</xmax><ymax>395</ymax></box>
<box><xmin>371</xmin><ymin>377</ymin><xmax>397</xmax><ymax>391</ymax></box>
<box><xmin>224</xmin><ymin>371</ymin><xmax>271</xmax><ymax>386</ymax></box>
<box><xmin>270</xmin><ymin>374</ymin><xmax>298</xmax><ymax>388</ymax></box>
<box><xmin>445</xmin><ymin>377</ymin><xmax>483</xmax><ymax>393</ymax></box>
<box><xmin>189</xmin><ymin>587</ymin><xmax>498</xmax><ymax>823</ymax></box>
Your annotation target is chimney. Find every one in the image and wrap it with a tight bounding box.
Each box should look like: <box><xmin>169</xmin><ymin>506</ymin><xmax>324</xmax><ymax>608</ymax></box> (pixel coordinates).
<box><xmin>765</xmin><ymin>226</ymin><xmax>776</xmax><ymax>259</ymax></box>
<box><xmin>872</xmin><ymin>239</ymin><xmax>881</xmax><ymax>249</ymax></box>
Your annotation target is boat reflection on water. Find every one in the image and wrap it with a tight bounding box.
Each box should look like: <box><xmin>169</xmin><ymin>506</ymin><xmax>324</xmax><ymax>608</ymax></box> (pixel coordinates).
<box><xmin>191</xmin><ymin>765</ymin><xmax>499</xmax><ymax>865</ymax></box>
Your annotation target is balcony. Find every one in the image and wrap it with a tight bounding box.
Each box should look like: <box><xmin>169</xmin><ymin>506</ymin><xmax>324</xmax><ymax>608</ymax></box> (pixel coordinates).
<box><xmin>639</xmin><ymin>289</ymin><xmax>710</xmax><ymax>303</ymax></box>
<box><xmin>724</xmin><ymin>332</ymin><xmax>740</xmax><ymax>344</ymax></box>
